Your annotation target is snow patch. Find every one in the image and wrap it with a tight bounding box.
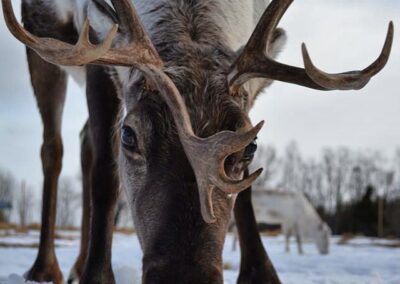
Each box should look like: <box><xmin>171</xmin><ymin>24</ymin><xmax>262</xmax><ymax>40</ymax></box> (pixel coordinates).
<box><xmin>0</xmin><ymin>232</ymin><xmax>399</xmax><ymax>284</ymax></box>
<box><xmin>114</xmin><ymin>266</ymin><xmax>141</xmax><ymax>284</ymax></box>
<box><xmin>0</xmin><ymin>274</ymin><xmax>50</xmax><ymax>284</ymax></box>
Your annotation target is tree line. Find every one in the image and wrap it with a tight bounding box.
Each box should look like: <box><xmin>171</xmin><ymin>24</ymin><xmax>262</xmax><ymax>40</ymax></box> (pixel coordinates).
<box><xmin>0</xmin><ymin>171</ymin><xmax>82</xmax><ymax>227</ymax></box>
<box><xmin>0</xmin><ymin>169</ymin><xmax>131</xmax><ymax>228</ymax></box>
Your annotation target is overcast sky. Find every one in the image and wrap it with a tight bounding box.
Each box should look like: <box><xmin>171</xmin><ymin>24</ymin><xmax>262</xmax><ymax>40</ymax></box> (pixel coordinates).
<box><xmin>0</xmin><ymin>0</ymin><xmax>399</xmax><ymax>194</ymax></box>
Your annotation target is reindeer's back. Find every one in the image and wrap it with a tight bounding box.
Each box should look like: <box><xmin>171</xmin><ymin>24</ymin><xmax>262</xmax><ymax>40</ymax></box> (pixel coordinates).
<box><xmin>251</xmin><ymin>189</ymin><xmax>302</xmax><ymax>225</ymax></box>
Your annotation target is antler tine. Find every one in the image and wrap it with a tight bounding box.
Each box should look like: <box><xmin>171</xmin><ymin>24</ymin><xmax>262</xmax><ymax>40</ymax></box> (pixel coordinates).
<box><xmin>248</xmin><ymin>0</ymin><xmax>293</xmax><ymax>54</ymax></box>
<box><xmin>110</xmin><ymin>0</ymin><xmax>145</xmax><ymax>40</ymax></box>
<box><xmin>200</xmin><ymin>167</ymin><xmax>263</xmax><ymax>223</ymax></box>
<box><xmin>216</xmin><ymin>168</ymin><xmax>263</xmax><ymax>194</ymax></box>
<box><xmin>2</xmin><ymin>0</ymin><xmax>118</xmax><ymax>66</ymax></box>
<box><xmin>362</xmin><ymin>22</ymin><xmax>394</xmax><ymax>77</ymax></box>
<box><xmin>213</xmin><ymin>121</ymin><xmax>264</xmax><ymax>158</ymax></box>
<box><xmin>302</xmin><ymin>21</ymin><xmax>394</xmax><ymax>90</ymax></box>
<box><xmin>228</xmin><ymin>0</ymin><xmax>394</xmax><ymax>93</ymax></box>
<box><xmin>78</xmin><ymin>19</ymin><xmax>97</xmax><ymax>48</ymax></box>
<box><xmin>2</xmin><ymin>0</ymin><xmax>162</xmax><ymax>67</ymax></box>
<box><xmin>2</xmin><ymin>0</ymin><xmax>37</xmax><ymax>45</ymax></box>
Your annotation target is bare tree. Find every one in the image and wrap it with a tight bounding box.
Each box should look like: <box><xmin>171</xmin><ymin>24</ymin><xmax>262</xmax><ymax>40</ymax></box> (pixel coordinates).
<box><xmin>279</xmin><ymin>141</ymin><xmax>303</xmax><ymax>192</ymax></box>
<box><xmin>299</xmin><ymin>159</ymin><xmax>324</xmax><ymax>208</ymax></box>
<box><xmin>334</xmin><ymin>148</ymin><xmax>351</xmax><ymax>211</ymax></box>
<box><xmin>16</xmin><ymin>181</ymin><xmax>34</xmax><ymax>226</ymax></box>
<box><xmin>347</xmin><ymin>151</ymin><xmax>383</xmax><ymax>201</ymax></box>
<box><xmin>0</xmin><ymin>169</ymin><xmax>15</xmax><ymax>222</ymax></box>
<box><xmin>391</xmin><ymin>148</ymin><xmax>400</xmax><ymax>194</ymax></box>
<box><xmin>0</xmin><ymin>170</ymin><xmax>14</xmax><ymax>201</ymax></box>
<box><xmin>57</xmin><ymin>177</ymin><xmax>80</xmax><ymax>227</ymax></box>
<box><xmin>320</xmin><ymin>148</ymin><xmax>352</xmax><ymax>213</ymax></box>
<box><xmin>252</xmin><ymin>145</ymin><xmax>280</xmax><ymax>188</ymax></box>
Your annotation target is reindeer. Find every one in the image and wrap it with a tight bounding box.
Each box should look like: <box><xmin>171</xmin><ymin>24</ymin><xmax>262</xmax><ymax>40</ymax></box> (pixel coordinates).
<box><xmin>231</xmin><ymin>189</ymin><xmax>332</xmax><ymax>255</ymax></box>
<box><xmin>2</xmin><ymin>0</ymin><xmax>393</xmax><ymax>283</ymax></box>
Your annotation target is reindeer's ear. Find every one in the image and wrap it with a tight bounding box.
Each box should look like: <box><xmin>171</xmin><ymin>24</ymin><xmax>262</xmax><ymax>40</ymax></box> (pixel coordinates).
<box><xmin>242</xmin><ymin>28</ymin><xmax>287</xmax><ymax>110</ymax></box>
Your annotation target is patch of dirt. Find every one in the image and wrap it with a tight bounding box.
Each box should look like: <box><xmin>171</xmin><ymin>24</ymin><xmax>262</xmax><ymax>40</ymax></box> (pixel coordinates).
<box><xmin>337</xmin><ymin>234</ymin><xmax>356</xmax><ymax>245</ymax></box>
<box><xmin>375</xmin><ymin>242</ymin><xmax>400</xmax><ymax>249</ymax></box>
<box><xmin>114</xmin><ymin>227</ymin><xmax>135</xmax><ymax>235</ymax></box>
<box><xmin>0</xmin><ymin>242</ymin><xmax>66</xmax><ymax>248</ymax></box>
<box><xmin>0</xmin><ymin>242</ymin><xmax>39</xmax><ymax>248</ymax></box>
<box><xmin>337</xmin><ymin>234</ymin><xmax>400</xmax><ymax>249</ymax></box>
<box><xmin>223</xmin><ymin>262</ymin><xmax>234</xmax><ymax>270</ymax></box>
<box><xmin>54</xmin><ymin>233</ymin><xmax>77</xmax><ymax>241</ymax></box>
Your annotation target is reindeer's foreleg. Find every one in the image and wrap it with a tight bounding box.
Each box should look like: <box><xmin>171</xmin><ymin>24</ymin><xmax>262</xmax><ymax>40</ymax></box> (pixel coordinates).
<box><xmin>80</xmin><ymin>65</ymin><xmax>120</xmax><ymax>284</ymax></box>
<box><xmin>68</xmin><ymin>122</ymin><xmax>93</xmax><ymax>284</ymax></box>
<box><xmin>294</xmin><ymin>226</ymin><xmax>303</xmax><ymax>255</ymax></box>
<box><xmin>283</xmin><ymin>224</ymin><xmax>292</xmax><ymax>253</ymax></box>
<box><xmin>24</xmin><ymin>48</ymin><xmax>66</xmax><ymax>284</ymax></box>
<box><xmin>234</xmin><ymin>173</ymin><xmax>281</xmax><ymax>284</ymax></box>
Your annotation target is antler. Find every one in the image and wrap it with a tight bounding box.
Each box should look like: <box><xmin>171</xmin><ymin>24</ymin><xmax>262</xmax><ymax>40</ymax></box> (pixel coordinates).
<box><xmin>141</xmin><ymin>66</ymin><xmax>263</xmax><ymax>223</ymax></box>
<box><xmin>1</xmin><ymin>0</ymin><xmax>162</xmax><ymax>67</ymax></box>
<box><xmin>228</xmin><ymin>0</ymin><xmax>394</xmax><ymax>93</ymax></box>
<box><xmin>2</xmin><ymin>0</ymin><xmax>262</xmax><ymax>223</ymax></box>
<box><xmin>2</xmin><ymin>0</ymin><xmax>118</xmax><ymax>66</ymax></box>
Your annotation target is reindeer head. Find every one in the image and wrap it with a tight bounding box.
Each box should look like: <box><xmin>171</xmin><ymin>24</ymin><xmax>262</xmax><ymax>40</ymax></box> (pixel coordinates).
<box><xmin>2</xmin><ymin>0</ymin><xmax>393</xmax><ymax>281</ymax></box>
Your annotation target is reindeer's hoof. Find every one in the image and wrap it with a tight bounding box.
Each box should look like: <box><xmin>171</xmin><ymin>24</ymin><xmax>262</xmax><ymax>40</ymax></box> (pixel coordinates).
<box><xmin>68</xmin><ymin>258</ymin><xmax>87</xmax><ymax>284</ymax></box>
<box><xmin>79</xmin><ymin>269</ymin><xmax>115</xmax><ymax>284</ymax></box>
<box><xmin>25</xmin><ymin>260</ymin><xmax>64</xmax><ymax>284</ymax></box>
<box><xmin>67</xmin><ymin>267</ymin><xmax>80</xmax><ymax>284</ymax></box>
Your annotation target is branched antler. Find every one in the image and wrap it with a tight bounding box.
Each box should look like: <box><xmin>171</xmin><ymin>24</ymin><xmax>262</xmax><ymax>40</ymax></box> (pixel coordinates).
<box><xmin>228</xmin><ymin>0</ymin><xmax>394</xmax><ymax>93</ymax></box>
<box><xmin>2</xmin><ymin>0</ymin><xmax>118</xmax><ymax>66</ymax></box>
<box><xmin>2</xmin><ymin>0</ymin><xmax>162</xmax><ymax>67</ymax></box>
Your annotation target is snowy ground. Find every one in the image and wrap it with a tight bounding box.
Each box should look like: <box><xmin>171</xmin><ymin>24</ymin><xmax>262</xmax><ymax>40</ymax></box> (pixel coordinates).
<box><xmin>0</xmin><ymin>230</ymin><xmax>399</xmax><ymax>284</ymax></box>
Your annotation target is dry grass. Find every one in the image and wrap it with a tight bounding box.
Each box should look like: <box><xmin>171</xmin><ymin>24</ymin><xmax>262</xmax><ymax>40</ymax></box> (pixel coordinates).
<box><xmin>0</xmin><ymin>222</ymin><xmax>18</xmax><ymax>230</ymax></box>
<box><xmin>376</xmin><ymin>242</ymin><xmax>400</xmax><ymax>248</ymax></box>
<box><xmin>0</xmin><ymin>222</ymin><xmax>135</xmax><ymax>237</ymax></box>
<box><xmin>0</xmin><ymin>242</ymin><xmax>65</xmax><ymax>248</ymax></box>
<box><xmin>337</xmin><ymin>233</ymin><xmax>400</xmax><ymax>249</ymax></box>
<box><xmin>114</xmin><ymin>227</ymin><xmax>135</xmax><ymax>235</ymax></box>
<box><xmin>54</xmin><ymin>233</ymin><xmax>77</xmax><ymax>241</ymax></box>
<box><xmin>337</xmin><ymin>234</ymin><xmax>356</xmax><ymax>245</ymax></box>
<box><xmin>0</xmin><ymin>242</ymin><xmax>39</xmax><ymax>248</ymax></box>
<box><xmin>223</xmin><ymin>262</ymin><xmax>234</xmax><ymax>270</ymax></box>
<box><xmin>0</xmin><ymin>223</ymin><xmax>41</xmax><ymax>233</ymax></box>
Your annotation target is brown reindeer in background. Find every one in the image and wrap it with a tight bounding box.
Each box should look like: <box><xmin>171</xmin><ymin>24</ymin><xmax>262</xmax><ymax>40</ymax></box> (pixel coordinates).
<box><xmin>2</xmin><ymin>0</ymin><xmax>393</xmax><ymax>283</ymax></box>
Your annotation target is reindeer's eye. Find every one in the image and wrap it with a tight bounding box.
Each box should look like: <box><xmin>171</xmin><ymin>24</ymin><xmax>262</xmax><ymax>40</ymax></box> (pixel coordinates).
<box><xmin>244</xmin><ymin>138</ymin><xmax>257</xmax><ymax>159</ymax></box>
<box><xmin>121</xmin><ymin>126</ymin><xmax>137</xmax><ymax>150</ymax></box>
